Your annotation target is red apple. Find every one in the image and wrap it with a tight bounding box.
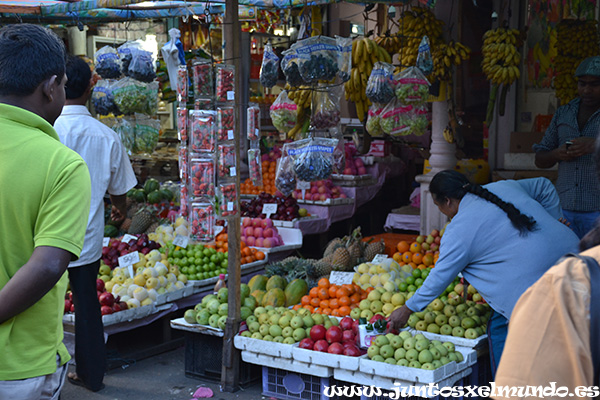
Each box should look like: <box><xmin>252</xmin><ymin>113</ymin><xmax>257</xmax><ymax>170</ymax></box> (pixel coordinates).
<box><xmin>100</xmin><ymin>305</ymin><xmax>113</xmax><ymax>315</ymax></box>
<box><xmin>313</xmin><ymin>339</ymin><xmax>329</xmax><ymax>353</ymax></box>
<box><xmin>298</xmin><ymin>338</ymin><xmax>314</xmax><ymax>350</ymax></box>
<box><xmin>70</xmin><ymin>303</ymin><xmax>75</xmax><ymax>312</ymax></box>
<box><xmin>325</xmin><ymin>326</ymin><xmax>343</xmax><ymax>344</ymax></box>
<box><xmin>339</xmin><ymin>317</ymin><xmax>354</xmax><ymax>331</ymax></box>
<box><xmin>352</xmin><ymin>319</ymin><xmax>360</xmax><ymax>335</ymax></box>
<box><xmin>310</xmin><ymin>325</ymin><xmax>327</xmax><ymax>342</ymax></box>
<box><xmin>112</xmin><ymin>303</ymin><xmax>122</xmax><ymax>312</ymax></box>
<box><xmin>343</xmin><ymin>344</ymin><xmax>361</xmax><ymax>357</ymax></box>
<box><xmin>96</xmin><ymin>279</ymin><xmax>105</xmax><ymax>292</ymax></box>
<box><xmin>327</xmin><ymin>342</ymin><xmax>344</xmax><ymax>354</ymax></box>
<box><xmin>342</xmin><ymin>330</ymin><xmax>355</xmax><ymax>343</ymax></box>
<box><xmin>119</xmin><ymin>301</ymin><xmax>128</xmax><ymax>310</ymax></box>
<box><xmin>98</xmin><ymin>292</ymin><xmax>115</xmax><ymax>307</ymax></box>
<box><xmin>64</xmin><ymin>299</ymin><xmax>72</xmax><ymax>314</ymax></box>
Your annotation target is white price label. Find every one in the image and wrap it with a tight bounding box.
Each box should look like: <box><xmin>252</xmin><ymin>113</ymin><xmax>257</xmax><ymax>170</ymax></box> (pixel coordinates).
<box><xmin>297</xmin><ymin>181</ymin><xmax>311</xmax><ymax>190</ymax></box>
<box><xmin>172</xmin><ymin>235</ymin><xmax>189</xmax><ymax>248</ymax></box>
<box><xmin>263</xmin><ymin>203</ymin><xmax>278</xmax><ymax>217</ymax></box>
<box><xmin>329</xmin><ymin>271</ymin><xmax>355</xmax><ymax>286</ymax></box>
<box><xmin>227</xmin><ymin>91</ymin><xmax>235</xmax><ymax>101</ymax></box>
<box><xmin>372</xmin><ymin>254</ymin><xmax>388</xmax><ymax>264</ymax></box>
<box><xmin>127</xmin><ymin>265</ymin><xmax>135</xmax><ymax>280</ymax></box>
<box><xmin>118</xmin><ymin>251</ymin><xmax>140</xmax><ymax>268</ymax></box>
<box><xmin>230</xmin><ymin>167</ymin><xmax>236</xmax><ymax>177</ymax></box>
<box><xmin>227</xmin><ymin>130</ymin><xmax>234</xmax><ymax>140</ymax></box>
<box><xmin>214</xmin><ymin>225</ymin><xmax>224</xmax><ymax>236</ymax></box>
<box><xmin>103</xmin><ymin>237</ymin><xmax>110</xmax><ymax>247</ymax></box>
<box><xmin>121</xmin><ymin>234</ymin><xmax>137</xmax><ymax>243</ymax></box>
<box><xmin>227</xmin><ymin>202</ymin><xmax>234</xmax><ymax>211</ymax></box>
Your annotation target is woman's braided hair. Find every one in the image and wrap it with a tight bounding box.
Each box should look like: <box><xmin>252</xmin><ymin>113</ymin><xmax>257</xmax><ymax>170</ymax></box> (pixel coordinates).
<box><xmin>430</xmin><ymin>170</ymin><xmax>537</xmax><ymax>236</ymax></box>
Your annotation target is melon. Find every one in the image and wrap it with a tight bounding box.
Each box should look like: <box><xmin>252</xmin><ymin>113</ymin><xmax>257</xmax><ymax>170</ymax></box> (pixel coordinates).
<box><xmin>248</xmin><ymin>275</ymin><xmax>268</xmax><ymax>292</ymax></box>
<box><xmin>250</xmin><ymin>290</ymin><xmax>265</xmax><ymax>305</ymax></box>
<box><xmin>262</xmin><ymin>288</ymin><xmax>286</xmax><ymax>307</ymax></box>
<box><xmin>284</xmin><ymin>279</ymin><xmax>308</xmax><ymax>307</ymax></box>
<box><xmin>266</xmin><ymin>275</ymin><xmax>287</xmax><ymax>291</ymax></box>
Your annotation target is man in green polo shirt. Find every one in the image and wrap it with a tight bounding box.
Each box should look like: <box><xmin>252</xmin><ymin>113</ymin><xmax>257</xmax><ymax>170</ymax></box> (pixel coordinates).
<box><xmin>0</xmin><ymin>24</ymin><xmax>91</xmax><ymax>399</ymax></box>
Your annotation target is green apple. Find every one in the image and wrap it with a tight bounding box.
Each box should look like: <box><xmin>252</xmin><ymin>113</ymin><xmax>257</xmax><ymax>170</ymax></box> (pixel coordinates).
<box><xmin>435</xmin><ymin>344</ymin><xmax>448</xmax><ymax>357</ymax></box>
<box><xmin>246</xmin><ymin>315</ymin><xmax>258</xmax><ymax>325</ymax></box>
<box><xmin>380</xmin><ymin>344</ymin><xmax>395</xmax><ymax>359</ymax></box>
<box><xmin>278</xmin><ymin>316</ymin><xmax>291</xmax><ymax>328</ymax></box>
<box><xmin>476</xmin><ymin>327</ymin><xmax>485</xmax><ymax>336</ymax></box>
<box><xmin>440</xmin><ymin>356</ymin><xmax>450</xmax><ymax>365</ymax></box>
<box><xmin>443</xmin><ymin>305</ymin><xmax>456</xmax><ymax>317</ymax></box>
<box><xmin>258</xmin><ymin>313</ymin><xmax>270</xmax><ymax>325</ymax></box>
<box><xmin>455</xmin><ymin>351</ymin><xmax>464</xmax><ymax>362</ymax></box>
<box><xmin>403</xmin><ymin>337</ymin><xmax>416</xmax><ymax>350</ymax></box>
<box><xmin>196</xmin><ymin>309</ymin><xmax>210</xmax><ymax>325</ymax></box>
<box><xmin>424</xmin><ymin>312</ymin><xmax>436</xmax><ymax>324</ymax></box>
<box><xmin>218</xmin><ymin>315</ymin><xmax>227</xmax><ymax>330</ymax></box>
<box><xmin>259</xmin><ymin>324</ymin><xmax>270</xmax><ymax>336</ymax></box>
<box><xmin>442</xmin><ymin>342</ymin><xmax>455</xmax><ymax>352</ymax></box>
<box><xmin>467</xmin><ymin>307</ymin><xmax>478</xmax><ymax>317</ymax></box>
<box><xmin>391</xmin><ymin>293</ymin><xmax>406</xmax><ymax>307</ymax></box>
<box><xmin>367</xmin><ymin>345</ymin><xmax>380</xmax><ymax>359</ymax></box>
<box><xmin>447</xmin><ymin>353</ymin><xmax>458</xmax><ymax>362</ymax></box>
<box><xmin>290</xmin><ymin>316</ymin><xmax>304</xmax><ymax>329</ymax></box>
<box><xmin>254</xmin><ymin>306</ymin><xmax>266</xmax><ymax>317</ymax></box>
<box><xmin>429</xmin><ymin>346</ymin><xmax>441</xmax><ymax>360</ymax></box>
<box><xmin>408</xmin><ymin>360</ymin><xmax>422</xmax><ymax>369</ymax></box>
<box><xmin>427</xmin><ymin>324</ymin><xmax>440</xmax><ymax>334</ymax></box>
<box><xmin>407</xmin><ymin>314</ymin><xmax>420</xmax><ymax>328</ymax></box>
<box><xmin>208</xmin><ymin>314</ymin><xmax>220</xmax><ymax>328</ymax></box>
<box><xmin>262</xmin><ymin>334</ymin><xmax>273</xmax><ymax>342</ymax></box>
<box><xmin>375</xmin><ymin>335</ymin><xmax>390</xmax><ymax>347</ymax></box>
<box><xmin>248</xmin><ymin>321</ymin><xmax>260</xmax><ymax>333</ymax></box>
<box><xmin>432</xmin><ymin>360</ymin><xmax>443</xmax><ymax>369</ymax></box>
<box><xmin>184</xmin><ymin>309</ymin><xmax>197</xmax><ymax>324</ymax></box>
<box><xmin>394</xmin><ymin>348</ymin><xmax>406</xmax><ymax>360</ymax></box>
<box><xmin>360</xmin><ymin>309</ymin><xmax>374</xmax><ymax>320</ymax></box>
<box><xmin>283</xmin><ymin>337</ymin><xmax>296</xmax><ymax>345</ymax></box>
<box><xmin>292</xmin><ymin>328</ymin><xmax>306</xmax><ymax>342</ymax></box>
<box><xmin>273</xmin><ymin>336</ymin><xmax>284</xmax><ymax>343</ymax></box>
<box><xmin>399</xmin><ymin>331</ymin><xmax>412</xmax><ymax>340</ymax></box>
<box><xmin>269</xmin><ymin>325</ymin><xmax>283</xmax><ymax>337</ymax></box>
<box><xmin>330</xmin><ymin>317</ymin><xmax>339</xmax><ymax>326</ymax></box>
<box><xmin>415</xmin><ymin>320</ymin><xmax>428</xmax><ymax>331</ymax></box>
<box><xmin>461</xmin><ymin>317</ymin><xmax>476</xmax><ymax>329</ymax></box>
<box><xmin>269</xmin><ymin>314</ymin><xmax>280</xmax><ymax>325</ymax></box>
<box><xmin>448</xmin><ymin>315</ymin><xmax>461</xmax><ymax>327</ymax></box>
<box><xmin>312</xmin><ymin>314</ymin><xmax>324</xmax><ymax>325</ymax></box>
<box><xmin>385</xmin><ymin>358</ymin><xmax>396</xmax><ymax>365</ymax></box>
<box><xmin>323</xmin><ymin>320</ymin><xmax>332</xmax><ymax>329</ymax></box>
<box><xmin>430</xmin><ymin>298</ymin><xmax>444</xmax><ymax>311</ymax></box>
<box><xmin>434</xmin><ymin>314</ymin><xmax>448</xmax><ymax>326</ymax></box>
<box><xmin>405</xmin><ymin>349</ymin><xmax>419</xmax><ymax>362</ymax></box>
<box><xmin>464</xmin><ymin>328</ymin><xmax>479</xmax><ymax>339</ymax></box>
<box><xmin>281</xmin><ymin>326</ymin><xmax>294</xmax><ymax>338</ymax></box>
<box><xmin>359</xmin><ymin>299</ymin><xmax>371</xmax><ymax>311</ymax></box>
<box><xmin>440</xmin><ymin>324</ymin><xmax>453</xmax><ymax>336</ymax></box>
<box><xmin>396</xmin><ymin>359</ymin><xmax>409</xmax><ymax>366</ymax></box>
<box><xmin>415</xmin><ymin>339</ymin><xmax>430</xmax><ymax>351</ymax></box>
<box><xmin>421</xmin><ymin>362</ymin><xmax>435</xmax><ymax>370</ymax></box>
<box><xmin>390</xmin><ymin>335</ymin><xmax>404</xmax><ymax>349</ymax></box>
<box><xmin>350</xmin><ymin>308</ymin><xmax>362</xmax><ymax>319</ymax></box>
<box><xmin>302</xmin><ymin>315</ymin><xmax>314</xmax><ymax>328</ymax></box>
<box><xmin>240</xmin><ymin>306</ymin><xmax>252</xmax><ymax>321</ymax></box>
<box><xmin>455</xmin><ymin>304</ymin><xmax>467</xmax><ymax>314</ymax></box>
<box><xmin>452</xmin><ymin>326</ymin><xmax>465</xmax><ymax>337</ymax></box>
<box><xmin>305</xmin><ymin>327</ymin><xmax>312</xmax><ymax>338</ymax></box>
<box><xmin>418</xmin><ymin>349</ymin><xmax>433</xmax><ymax>363</ymax></box>
<box><xmin>370</xmin><ymin>301</ymin><xmax>384</xmax><ymax>314</ymax></box>
<box><xmin>251</xmin><ymin>332</ymin><xmax>263</xmax><ymax>340</ymax></box>
<box><xmin>372</xmin><ymin>355</ymin><xmax>385</xmax><ymax>362</ymax></box>
<box><xmin>241</xmin><ymin>331</ymin><xmax>251</xmax><ymax>338</ymax></box>
<box><xmin>218</xmin><ymin>303</ymin><xmax>228</xmax><ymax>316</ymax></box>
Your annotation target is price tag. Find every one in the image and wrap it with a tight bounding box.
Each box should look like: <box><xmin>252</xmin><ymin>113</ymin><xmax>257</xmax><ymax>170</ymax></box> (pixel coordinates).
<box><xmin>227</xmin><ymin>202</ymin><xmax>234</xmax><ymax>211</ymax></box>
<box><xmin>297</xmin><ymin>181</ymin><xmax>311</xmax><ymax>190</ymax></box>
<box><xmin>214</xmin><ymin>225</ymin><xmax>224</xmax><ymax>236</ymax></box>
<box><xmin>103</xmin><ymin>237</ymin><xmax>110</xmax><ymax>247</ymax></box>
<box><xmin>263</xmin><ymin>203</ymin><xmax>278</xmax><ymax>218</ymax></box>
<box><xmin>329</xmin><ymin>271</ymin><xmax>354</xmax><ymax>285</ymax></box>
<box><xmin>121</xmin><ymin>234</ymin><xmax>137</xmax><ymax>243</ymax></box>
<box><xmin>227</xmin><ymin>91</ymin><xmax>235</xmax><ymax>101</ymax></box>
<box><xmin>227</xmin><ymin>130</ymin><xmax>234</xmax><ymax>140</ymax></box>
<box><xmin>118</xmin><ymin>251</ymin><xmax>140</xmax><ymax>268</ymax></box>
<box><xmin>230</xmin><ymin>167</ymin><xmax>236</xmax><ymax>177</ymax></box>
<box><xmin>172</xmin><ymin>235</ymin><xmax>189</xmax><ymax>248</ymax></box>
<box><xmin>372</xmin><ymin>254</ymin><xmax>388</xmax><ymax>264</ymax></box>
<box><xmin>255</xmin><ymin>128</ymin><xmax>260</xmax><ymax>137</ymax></box>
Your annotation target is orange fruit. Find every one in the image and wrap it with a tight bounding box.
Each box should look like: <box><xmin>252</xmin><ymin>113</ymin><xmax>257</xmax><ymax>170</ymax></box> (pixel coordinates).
<box><xmin>392</xmin><ymin>252</ymin><xmax>403</xmax><ymax>263</ymax></box>
<box><xmin>422</xmin><ymin>254</ymin><xmax>434</xmax><ymax>266</ymax></box>
<box><xmin>336</xmin><ymin>287</ymin><xmax>350</xmax><ymax>298</ymax></box>
<box><xmin>304</xmin><ymin>305</ymin><xmax>314</xmax><ymax>313</ymax></box>
<box><xmin>410</xmin><ymin>242</ymin><xmax>422</xmax><ymax>253</ymax></box>
<box><xmin>328</xmin><ymin>285</ymin><xmax>339</xmax><ymax>298</ymax></box>
<box><xmin>255</xmin><ymin>251</ymin><xmax>265</xmax><ymax>261</ymax></box>
<box><xmin>329</xmin><ymin>298</ymin><xmax>339</xmax><ymax>309</ymax></box>
<box><xmin>317</xmin><ymin>288</ymin><xmax>329</xmax><ymax>300</ymax></box>
<box><xmin>301</xmin><ymin>295</ymin><xmax>310</xmax><ymax>305</ymax></box>
<box><xmin>339</xmin><ymin>296</ymin><xmax>351</xmax><ymax>307</ymax></box>
<box><xmin>318</xmin><ymin>278</ymin><xmax>330</xmax><ymax>288</ymax></box>
<box><xmin>331</xmin><ymin>309</ymin><xmax>340</xmax><ymax>317</ymax></box>
<box><xmin>417</xmin><ymin>264</ymin><xmax>427</xmax><ymax>270</ymax></box>
<box><xmin>292</xmin><ymin>304</ymin><xmax>301</xmax><ymax>310</ymax></box>
<box><xmin>310</xmin><ymin>297</ymin><xmax>320</xmax><ymax>307</ymax></box>
<box><xmin>402</xmin><ymin>251</ymin><xmax>413</xmax><ymax>263</ymax></box>
<box><xmin>342</xmin><ymin>284</ymin><xmax>355</xmax><ymax>296</ymax></box>
<box><xmin>411</xmin><ymin>252</ymin><xmax>423</xmax><ymax>264</ymax></box>
<box><xmin>338</xmin><ymin>306</ymin><xmax>351</xmax><ymax>316</ymax></box>
<box><xmin>350</xmin><ymin>293</ymin><xmax>361</xmax><ymax>304</ymax></box>
<box><xmin>408</xmin><ymin>262</ymin><xmax>418</xmax><ymax>269</ymax></box>
<box><xmin>396</xmin><ymin>241</ymin><xmax>410</xmax><ymax>253</ymax></box>
<box><xmin>309</xmin><ymin>287</ymin><xmax>319</xmax><ymax>298</ymax></box>
<box><xmin>320</xmin><ymin>299</ymin><xmax>330</xmax><ymax>309</ymax></box>
<box><xmin>323</xmin><ymin>308</ymin><xmax>332</xmax><ymax>315</ymax></box>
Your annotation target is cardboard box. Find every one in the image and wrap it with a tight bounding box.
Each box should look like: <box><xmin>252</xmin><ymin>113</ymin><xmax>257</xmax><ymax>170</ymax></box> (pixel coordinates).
<box><xmin>510</xmin><ymin>131</ymin><xmax>545</xmax><ymax>153</ymax></box>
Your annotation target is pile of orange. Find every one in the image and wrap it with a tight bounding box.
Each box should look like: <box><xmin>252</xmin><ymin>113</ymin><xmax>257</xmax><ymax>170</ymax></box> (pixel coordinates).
<box><xmin>240</xmin><ymin>159</ymin><xmax>278</xmax><ymax>195</ymax></box>
<box><xmin>292</xmin><ymin>278</ymin><xmax>367</xmax><ymax>317</ymax></box>
<box><xmin>392</xmin><ymin>240</ymin><xmax>439</xmax><ymax>270</ymax></box>
<box><xmin>207</xmin><ymin>232</ymin><xmax>265</xmax><ymax>265</ymax></box>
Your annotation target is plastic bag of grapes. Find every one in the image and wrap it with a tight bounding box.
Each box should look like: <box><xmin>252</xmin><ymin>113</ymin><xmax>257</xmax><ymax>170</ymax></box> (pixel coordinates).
<box><xmin>260</xmin><ymin>41</ymin><xmax>279</xmax><ymax>88</ymax></box>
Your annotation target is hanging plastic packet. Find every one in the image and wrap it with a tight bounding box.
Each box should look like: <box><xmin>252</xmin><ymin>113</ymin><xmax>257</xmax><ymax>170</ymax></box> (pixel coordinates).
<box><xmin>366</xmin><ymin>104</ymin><xmax>385</xmax><ymax>137</ymax></box>
<box><xmin>91</xmin><ymin>79</ymin><xmax>120</xmax><ymax>116</ymax></box>
<box><xmin>336</xmin><ymin>36</ymin><xmax>352</xmax><ymax>82</ymax></box>
<box><xmin>190</xmin><ymin>201</ymin><xmax>216</xmax><ymax>242</ymax></box>
<box><xmin>311</xmin><ymin>84</ymin><xmax>342</xmax><ymax>129</ymax></box>
<box><xmin>192</xmin><ymin>60</ymin><xmax>213</xmax><ymax>98</ymax></box>
<box><xmin>281</xmin><ymin>48</ymin><xmax>304</xmax><ymax>87</ymax></box>
<box><xmin>112</xmin><ymin>77</ymin><xmax>158</xmax><ymax>115</ymax></box>
<box><xmin>179</xmin><ymin>185</ymin><xmax>189</xmax><ymax>217</ymax></box>
<box><xmin>248</xmin><ymin>148</ymin><xmax>263</xmax><ymax>187</ymax></box>
<box><xmin>128</xmin><ymin>48</ymin><xmax>157</xmax><ymax>83</ymax></box>
<box><xmin>218</xmin><ymin>182</ymin><xmax>238</xmax><ymax>217</ymax></box>
<box><xmin>328</xmin><ymin>126</ymin><xmax>346</xmax><ymax>174</ymax></box>
<box><xmin>366</xmin><ymin>62</ymin><xmax>396</xmax><ymax>104</ymax></box>
<box><xmin>416</xmin><ymin>36</ymin><xmax>433</xmax><ymax>76</ymax></box>
<box><xmin>274</xmin><ymin>155</ymin><xmax>297</xmax><ymax>197</ymax></box>
<box><xmin>217</xmin><ymin>144</ymin><xmax>236</xmax><ymax>178</ymax></box>
<box><xmin>411</xmin><ymin>105</ymin><xmax>430</xmax><ymax>136</ymax></box>
<box><xmin>189</xmin><ymin>110</ymin><xmax>216</xmax><ymax>154</ymax></box>
<box><xmin>285</xmin><ymin>137</ymin><xmax>338</xmax><ymax>182</ymax></box>
<box><xmin>176</xmin><ymin>66</ymin><xmax>188</xmax><ymax>104</ymax></box>
<box><xmin>380</xmin><ymin>98</ymin><xmax>412</xmax><ymax>136</ymax></box>
<box><xmin>113</xmin><ymin>117</ymin><xmax>135</xmax><ymax>154</ymax></box>
<box><xmin>296</xmin><ymin>36</ymin><xmax>339</xmax><ymax>83</ymax></box>
<box><xmin>178</xmin><ymin>146</ymin><xmax>188</xmax><ymax>182</ymax></box>
<box><xmin>117</xmin><ymin>41</ymin><xmax>142</xmax><ymax>76</ymax></box>
<box><xmin>189</xmin><ymin>157</ymin><xmax>216</xmax><ymax>197</ymax></box>
<box><xmin>176</xmin><ymin>107</ymin><xmax>187</xmax><ymax>142</ymax></box>
<box><xmin>260</xmin><ymin>42</ymin><xmax>279</xmax><ymax>88</ymax></box>
<box><xmin>270</xmin><ymin>91</ymin><xmax>297</xmax><ymax>135</ymax></box>
<box><xmin>217</xmin><ymin>106</ymin><xmax>235</xmax><ymax>142</ymax></box>
<box><xmin>94</xmin><ymin>45</ymin><xmax>121</xmax><ymax>79</ymax></box>
<box><xmin>215</xmin><ymin>64</ymin><xmax>235</xmax><ymax>102</ymax></box>
<box><xmin>394</xmin><ymin>67</ymin><xmax>431</xmax><ymax>105</ymax></box>
<box><xmin>160</xmin><ymin>28</ymin><xmax>185</xmax><ymax>98</ymax></box>
<box><xmin>133</xmin><ymin>114</ymin><xmax>161</xmax><ymax>154</ymax></box>
<box><xmin>247</xmin><ymin>106</ymin><xmax>261</xmax><ymax>141</ymax></box>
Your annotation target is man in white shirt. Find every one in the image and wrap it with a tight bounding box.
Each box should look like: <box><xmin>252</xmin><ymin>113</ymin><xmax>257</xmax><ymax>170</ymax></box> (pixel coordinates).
<box><xmin>54</xmin><ymin>55</ymin><xmax>137</xmax><ymax>392</ymax></box>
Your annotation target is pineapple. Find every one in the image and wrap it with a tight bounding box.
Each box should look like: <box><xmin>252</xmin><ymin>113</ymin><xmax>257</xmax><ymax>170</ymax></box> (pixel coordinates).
<box><xmin>332</xmin><ymin>247</ymin><xmax>352</xmax><ymax>271</ymax></box>
<box><xmin>146</xmin><ymin>222</ymin><xmax>160</xmax><ymax>234</ymax></box>
<box><xmin>128</xmin><ymin>207</ymin><xmax>155</xmax><ymax>235</ymax></box>
<box><xmin>347</xmin><ymin>241</ymin><xmax>362</xmax><ymax>265</ymax></box>
<box><xmin>364</xmin><ymin>239</ymin><xmax>386</xmax><ymax>262</ymax></box>
<box><xmin>120</xmin><ymin>218</ymin><xmax>132</xmax><ymax>233</ymax></box>
<box><xmin>314</xmin><ymin>259</ymin><xmax>333</xmax><ymax>277</ymax></box>
<box><xmin>323</xmin><ymin>237</ymin><xmax>343</xmax><ymax>258</ymax></box>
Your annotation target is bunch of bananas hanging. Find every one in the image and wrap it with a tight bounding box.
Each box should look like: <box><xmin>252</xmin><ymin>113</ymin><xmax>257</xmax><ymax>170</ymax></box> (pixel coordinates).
<box><xmin>344</xmin><ymin>37</ymin><xmax>392</xmax><ymax>122</ymax></box>
<box><xmin>396</xmin><ymin>6</ymin><xmax>444</xmax><ymax>68</ymax></box>
<box><xmin>431</xmin><ymin>41</ymin><xmax>472</xmax><ymax>82</ymax></box>
<box><xmin>481</xmin><ymin>28</ymin><xmax>523</xmax><ymax>86</ymax></box>
<box><xmin>555</xmin><ymin>19</ymin><xmax>600</xmax><ymax>105</ymax></box>
<box><xmin>375</xmin><ymin>32</ymin><xmax>401</xmax><ymax>55</ymax></box>
<box><xmin>285</xmin><ymin>84</ymin><xmax>312</xmax><ymax>139</ymax></box>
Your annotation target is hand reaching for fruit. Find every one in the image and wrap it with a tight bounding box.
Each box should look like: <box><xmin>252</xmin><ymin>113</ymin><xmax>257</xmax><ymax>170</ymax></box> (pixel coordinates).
<box><xmin>389</xmin><ymin>304</ymin><xmax>414</xmax><ymax>332</ymax></box>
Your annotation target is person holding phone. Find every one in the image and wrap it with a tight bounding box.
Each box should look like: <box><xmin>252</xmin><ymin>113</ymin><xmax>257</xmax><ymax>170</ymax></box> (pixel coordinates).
<box><xmin>534</xmin><ymin>56</ymin><xmax>600</xmax><ymax>238</ymax></box>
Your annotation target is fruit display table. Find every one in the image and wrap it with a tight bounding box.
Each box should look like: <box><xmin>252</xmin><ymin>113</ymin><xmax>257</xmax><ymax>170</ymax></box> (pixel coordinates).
<box><xmin>384</xmin><ymin>205</ymin><xmax>421</xmax><ymax>232</ymax></box>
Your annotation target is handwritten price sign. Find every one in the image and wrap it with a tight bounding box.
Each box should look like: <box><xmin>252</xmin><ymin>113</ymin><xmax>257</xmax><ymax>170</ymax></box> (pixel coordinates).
<box><xmin>103</xmin><ymin>237</ymin><xmax>110</xmax><ymax>247</ymax></box>
<box><xmin>121</xmin><ymin>234</ymin><xmax>137</xmax><ymax>243</ymax></box>
<box><xmin>263</xmin><ymin>203</ymin><xmax>277</xmax><ymax>218</ymax></box>
<box><xmin>371</xmin><ymin>254</ymin><xmax>388</xmax><ymax>264</ymax></box>
<box><xmin>118</xmin><ymin>251</ymin><xmax>140</xmax><ymax>268</ymax></box>
<box><xmin>329</xmin><ymin>271</ymin><xmax>354</xmax><ymax>285</ymax></box>
<box><xmin>172</xmin><ymin>235</ymin><xmax>189</xmax><ymax>248</ymax></box>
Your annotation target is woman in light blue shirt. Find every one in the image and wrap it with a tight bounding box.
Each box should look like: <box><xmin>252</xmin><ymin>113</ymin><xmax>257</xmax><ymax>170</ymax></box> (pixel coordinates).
<box><xmin>389</xmin><ymin>170</ymin><xmax>579</xmax><ymax>377</ymax></box>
